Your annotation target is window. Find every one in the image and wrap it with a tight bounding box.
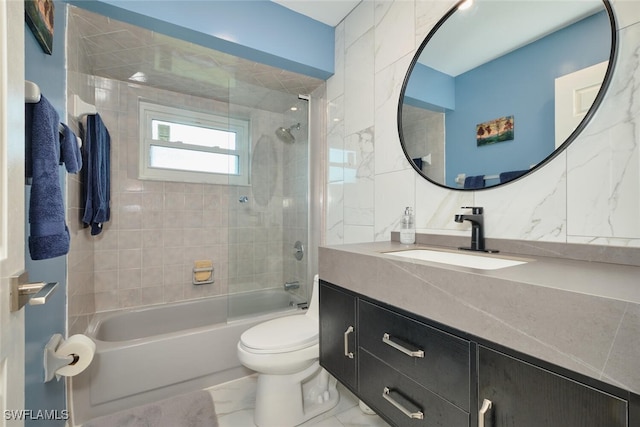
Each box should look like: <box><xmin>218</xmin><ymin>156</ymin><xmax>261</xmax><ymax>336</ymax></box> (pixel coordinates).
<box><xmin>139</xmin><ymin>101</ymin><xmax>250</xmax><ymax>185</ymax></box>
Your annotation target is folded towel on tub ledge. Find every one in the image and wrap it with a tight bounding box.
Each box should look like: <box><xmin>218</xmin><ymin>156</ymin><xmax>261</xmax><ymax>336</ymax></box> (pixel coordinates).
<box><xmin>81</xmin><ymin>390</ymin><xmax>218</xmax><ymax>427</ymax></box>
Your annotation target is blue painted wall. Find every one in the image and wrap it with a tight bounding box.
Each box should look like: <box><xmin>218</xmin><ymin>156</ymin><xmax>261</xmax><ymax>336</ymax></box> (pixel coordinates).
<box><xmin>445</xmin><ymin>11</ymin><xmax>611</xmax><ymax>187</ymax></box>
<box><xmin>65</xmin><ymin>0</ymin><xmax>335</xmax><ymax>79</ymax></box>
<box><xmin>24</xmin><ymin>1</ymin><xmax>68</xmax><ymax>425</ymax></box>
<box><xmin>404</xmin><ymin>64</ymin><xmax>455</xmax><ymax>111</ymax></box>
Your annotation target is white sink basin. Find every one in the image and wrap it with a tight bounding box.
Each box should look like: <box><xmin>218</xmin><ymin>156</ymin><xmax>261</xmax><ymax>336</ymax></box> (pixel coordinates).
<box><xmin>383</xmin><ymin>249</ymin><xmax>527</xmax><ymax>270</ymax></box>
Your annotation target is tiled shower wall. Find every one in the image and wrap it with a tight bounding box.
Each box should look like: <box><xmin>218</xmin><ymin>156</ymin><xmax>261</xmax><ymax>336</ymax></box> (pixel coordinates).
<box><xmin>400</xmin><ymin>105</ymin><xmax>445</xmax><ymax>183</ymax></box>
<box><xmin>66</xmin><ymin>18</ymin><xmax>310</xmax><ymax>333</ymax></box>
<box><xmin>282</xmin><ymin>119</ymin><xmax>310</xmax><ymax>296</ymax></box>
<box><xmin>67</xmin><ymin>10</ymin><xmax>95</xmax><ymax>335</ymax></box>
<box><xmin>68</xmin><ymin>74</ymin><xmax>302</xmax><ymax>333</ymax></box>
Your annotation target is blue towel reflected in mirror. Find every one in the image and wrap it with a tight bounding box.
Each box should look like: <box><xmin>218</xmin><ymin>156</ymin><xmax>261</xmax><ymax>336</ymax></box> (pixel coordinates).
<box><xmin>464</xmin><ymin>175</ymin><xmax>485</xmax><ymax>189</ymax></box>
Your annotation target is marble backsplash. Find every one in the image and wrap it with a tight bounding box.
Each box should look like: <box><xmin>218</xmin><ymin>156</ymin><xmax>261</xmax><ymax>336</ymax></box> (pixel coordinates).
<box><xmin>326</xmin><ymin>0</ymin><xmax>640</xmax><ymax>249</ymax></box>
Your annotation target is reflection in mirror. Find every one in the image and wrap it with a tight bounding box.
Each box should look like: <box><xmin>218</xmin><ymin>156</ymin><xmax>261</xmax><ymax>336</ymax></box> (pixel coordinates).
<box><xmin>251</xmin><ymin>135</ymin><xmax>278</xmax><ymax>206</ymax></box>
<box><xmin>399</xmin><ymin>0</ymin><xmax>616</xmax><ymax>190</ymax></box>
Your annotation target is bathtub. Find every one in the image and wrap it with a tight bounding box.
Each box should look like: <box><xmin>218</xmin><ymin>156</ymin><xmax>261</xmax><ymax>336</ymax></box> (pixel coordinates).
<box><xmin>70</xmin><ymin>289</ymin><xmax>304</xmax><ymax>425</ymax></box>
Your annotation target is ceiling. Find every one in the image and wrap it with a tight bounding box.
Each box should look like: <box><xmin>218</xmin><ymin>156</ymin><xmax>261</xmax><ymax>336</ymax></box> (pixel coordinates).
<box><xmin>69</xmin><ymin>1</ymin><xmax>363</xmax><ymax>113</ymax></box>
<box><xmin>69</xmin><ymin>6</ymin><xmax>328</xmax><ymax>114</ymax></box>
<box><xmin>272</xmin><ymin>0</ymin><xmax>362</xmax><ymax>26</ymax></box>
<box><xmin>422</xmin><ymin>0</ymin><xmax>605</xmax><ymax>76</ymax></box>
<box><xmin>70</xmin><ymin>0</ymin><xmax>606</xmax><ymax>112</ymax></box>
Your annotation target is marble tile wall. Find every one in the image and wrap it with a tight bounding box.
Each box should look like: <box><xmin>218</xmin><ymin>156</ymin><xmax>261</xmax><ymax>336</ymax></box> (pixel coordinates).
<box><xmin>326</xmin><ymin>0</ymin><xmax>640</xmax><ymax>249</ymax></box>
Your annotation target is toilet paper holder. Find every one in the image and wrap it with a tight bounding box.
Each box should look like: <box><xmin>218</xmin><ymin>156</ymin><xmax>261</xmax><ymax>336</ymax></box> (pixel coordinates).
<box><xmin>43</xmin><ymin>334</ymin><xmax>75</xmax><ymax>383</ymax></box>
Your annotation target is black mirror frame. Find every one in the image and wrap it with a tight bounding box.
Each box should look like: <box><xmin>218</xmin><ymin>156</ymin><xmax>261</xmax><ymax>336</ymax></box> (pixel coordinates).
<box><xmin>397</xmin><ymin>0</ymin><xmax>618</xmax><ymax>191</ymax></box>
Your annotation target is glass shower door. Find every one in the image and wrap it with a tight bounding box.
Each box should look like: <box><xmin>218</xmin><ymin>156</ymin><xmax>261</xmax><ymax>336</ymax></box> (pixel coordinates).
<box><xmin>226</xmin><ymin>91</ymin><xmax>310</xmax><ymax>319</ymax></box>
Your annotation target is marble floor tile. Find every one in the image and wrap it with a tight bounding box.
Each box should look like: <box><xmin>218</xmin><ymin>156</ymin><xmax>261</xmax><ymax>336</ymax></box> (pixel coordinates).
<box><xmin>206</xmin><ymin>375</ymin><xmax>391</xmax><ymax>427</ymax></box>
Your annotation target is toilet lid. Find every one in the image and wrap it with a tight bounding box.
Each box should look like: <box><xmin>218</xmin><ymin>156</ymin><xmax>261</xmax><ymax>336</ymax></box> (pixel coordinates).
<box><xmin>240</xmin><ymin>315</ymin><xmax>318</xmax><ymax>353</ymax></box>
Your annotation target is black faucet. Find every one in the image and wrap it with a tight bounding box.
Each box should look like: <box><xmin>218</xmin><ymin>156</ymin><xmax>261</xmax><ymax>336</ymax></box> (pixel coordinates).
<box><xmin>454</xmin><ymin>207</ymin><xmax>498</xmax><ymax>253</ymax></box>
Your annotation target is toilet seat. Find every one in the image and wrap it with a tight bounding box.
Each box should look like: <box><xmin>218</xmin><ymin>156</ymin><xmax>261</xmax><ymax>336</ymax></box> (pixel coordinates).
<box><xmin>240</xmin><ymin>315</ymin><xmax>318</xmax><ymax>354</ymax></box>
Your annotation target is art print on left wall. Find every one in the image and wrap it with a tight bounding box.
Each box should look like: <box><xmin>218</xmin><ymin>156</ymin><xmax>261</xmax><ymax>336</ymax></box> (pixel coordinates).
<box><xmin>25</xmin><ymin>0</ymin><xmax>54</xmax><ymax>55</ymax></box>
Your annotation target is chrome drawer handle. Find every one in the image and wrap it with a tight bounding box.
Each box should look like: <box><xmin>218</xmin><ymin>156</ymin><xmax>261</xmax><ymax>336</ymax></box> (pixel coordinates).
<box><xmin>382</xmin><ymin>333</ymin><xmax>424</xmax><ymax>358</ymax></box>
<box><xmin>382</xmin><ymin>387</ymin><xmax>424</xmax><ymax>420</ymax></box>
<box><xmin>344</xmin><ymin>326</ymin><xmax>354</xmax><ymax>359</ymax></box>
<box><xmin>479</xmin><ymin>398</ymin><xmax>493</xmax><ymax>427</ymax></box>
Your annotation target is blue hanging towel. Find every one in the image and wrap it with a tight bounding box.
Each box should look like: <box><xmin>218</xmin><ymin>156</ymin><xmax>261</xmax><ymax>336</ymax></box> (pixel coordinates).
<box><xmin>28</xmin><ymin>95</ymin><xmax>70</xmax><ymax>260</ymax></box>
<box><xmin>499</xmin><ymin>170</ymin><xmax>528</xmax><ymax>183</ymax></box>
<box><xmin>82</xmin><ymin>113</ymin><xmax>111</xmax><ymax>235</ymax></box>
<box><xmin>59</xmin><ymin>123</ymin><xmax>82</xmax><ymax>173</ymax></box>
<box><xmin>464</xmin><ymin>175</ymin><xmax>485</xmax><ymax>189</ymax></box>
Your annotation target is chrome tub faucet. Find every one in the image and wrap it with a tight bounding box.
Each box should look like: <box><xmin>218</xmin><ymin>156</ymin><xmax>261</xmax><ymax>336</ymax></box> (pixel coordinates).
<box><xmin>284</xmin><ymin>281</ymin><xmax>300</xmax><ymax>291</ymax></box>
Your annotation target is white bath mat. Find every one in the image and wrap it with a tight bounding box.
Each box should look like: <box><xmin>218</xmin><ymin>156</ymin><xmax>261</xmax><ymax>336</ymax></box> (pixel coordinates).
<box><xmin>82</xmin><ymin>390</ymin><xmax>218</xmax><ymax>427</ymax></box>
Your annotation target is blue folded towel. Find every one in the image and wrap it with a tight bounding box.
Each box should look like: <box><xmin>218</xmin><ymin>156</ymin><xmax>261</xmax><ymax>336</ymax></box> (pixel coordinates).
<box><xmin>59</xmin><ymin>123</ymin><xmax>82</xmax><ymax>173</ymax></box>
<box><xmin>464</xmin><ymin>175</ymin><xmax>485</xmax><ymax>189</ymax></box>
<box><xmin>499</xmin><ymin>170</ymin><xmax>528</xmax><ymax>183</ymax></box>
<box><xmin>82</xmin><ymin>113</ymin><xmax>111</xmax><ymax>235</ymax></box>
<box><xmin>28</xmin><ymin>95</ymin><xmax>70</xmax><ymax>260</ymax></box>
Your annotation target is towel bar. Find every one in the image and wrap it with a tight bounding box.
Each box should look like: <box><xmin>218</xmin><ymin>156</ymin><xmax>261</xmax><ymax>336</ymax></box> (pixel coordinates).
<box><xmin>25</xmin><ymin>80</ymin><xmax>40</xmax><ymax>103</ymax></box>
<box><xmin>10</xmin><ymin>271</ymin><xmax>59</xmax><ymax>312</ymax></box>
<box><xmin>71</xmin><ymin>94</ymin><xmax>97</xmax><ymax>118</ymax></box>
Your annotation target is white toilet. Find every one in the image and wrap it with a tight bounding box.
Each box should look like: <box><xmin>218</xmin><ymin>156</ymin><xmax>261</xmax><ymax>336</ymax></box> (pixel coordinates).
<box><xmin>237</xmin><ymin>275</ymin><xmax>339</xmax><ymax>427</ymax></box>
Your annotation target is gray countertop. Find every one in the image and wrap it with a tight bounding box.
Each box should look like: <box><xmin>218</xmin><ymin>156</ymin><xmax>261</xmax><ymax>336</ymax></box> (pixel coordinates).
<box><xmin>319</xmin><ymin>239</ymin><xmax>640</xmax><ymax>395</ymax></box>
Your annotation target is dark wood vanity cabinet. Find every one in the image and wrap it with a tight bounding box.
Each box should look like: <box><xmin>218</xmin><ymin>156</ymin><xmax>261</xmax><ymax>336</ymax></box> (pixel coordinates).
<box><xmin>319</xmin><ymin>280</ymin><xmax>633</xmax><ymax>427</ymax></box>
<box><xmin>359</xmin><ymin>350</ymin><xmax>469</xmax><ymax>427</ymax></box>
<box><xmin>478</xmin><ymin>346</ymin><xmax>627</xmax><ymax>427</ymax></box>
<box><xmin>318</xmin><ymin>282</ymin><xmax>357</xmax><ymax>391</ymax></box>
<box><xmin>358</xmin><ymin>301</ymin><xmax>470</xmax><ymax>426</ymax></box>
<box><xmin>320</xmin><ymin>281</ymin><xmax>471</xmax><ymax>426</ymax></box>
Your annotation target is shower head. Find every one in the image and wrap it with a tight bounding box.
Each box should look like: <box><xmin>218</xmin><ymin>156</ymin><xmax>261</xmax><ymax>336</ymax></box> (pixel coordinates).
<box><xmin>275</xmin><ymin>123</ymin><xmax>300</xmax><ymax>144</ymax></box>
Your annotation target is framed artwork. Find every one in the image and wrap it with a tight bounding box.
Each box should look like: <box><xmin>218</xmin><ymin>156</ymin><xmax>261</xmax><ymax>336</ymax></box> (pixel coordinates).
<box><xmin>25</xmin><ymin>0</ymin><xmax>54</xmax><ymax>55</ymax></box>
<box><xmin>476</xmin><ymin>116</ymin><xmax>514</xmax><ymax>147</ymax></box>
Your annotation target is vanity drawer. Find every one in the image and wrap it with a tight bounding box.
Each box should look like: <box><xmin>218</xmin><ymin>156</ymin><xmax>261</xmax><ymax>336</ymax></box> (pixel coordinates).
<box><xmin>359</xmin><ymin>300</ymin><xmax>470</xmax><ymax>411</ymax></box>
<box><xmin>359</xmin><ymin>350</ymin><xmax>469</xmax><ymax>427</ymax></box>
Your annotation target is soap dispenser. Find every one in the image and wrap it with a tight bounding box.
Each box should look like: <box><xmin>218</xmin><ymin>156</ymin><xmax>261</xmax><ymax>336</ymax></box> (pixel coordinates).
<box><xmin>399</xmin><ymin>207</ymin><xmax>415</xmax><ymax>244</ymax></box>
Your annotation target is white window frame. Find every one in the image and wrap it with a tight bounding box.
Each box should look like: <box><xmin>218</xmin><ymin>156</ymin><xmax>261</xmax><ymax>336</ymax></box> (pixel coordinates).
<box><xmin>139</xmin><ymin>101</ymin><xmax>250</xmax><ymax>185</ymax></box>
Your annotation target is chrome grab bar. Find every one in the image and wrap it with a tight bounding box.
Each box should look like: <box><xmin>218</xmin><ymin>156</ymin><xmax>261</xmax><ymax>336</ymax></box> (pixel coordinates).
<box><xmin>382</xmin><ymin>333</ymin><xmax>424</xmax><ymax>358</ymax></box>
<box><xmin>343</xmin><ymin>326</ymin><xmax>354</xmax><ymax>359</ymax></box>
<box><xmin>382</xmin><ymin>387</ymin><xmax>424</xmax><ymax>420</ymax></box>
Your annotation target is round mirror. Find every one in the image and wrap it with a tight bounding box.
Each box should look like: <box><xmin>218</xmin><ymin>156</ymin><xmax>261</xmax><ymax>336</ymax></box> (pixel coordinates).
<box><xmin>398</xmin><ymin>0</ymin><xmax>617</xmax><ymax>190</ymax></box>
